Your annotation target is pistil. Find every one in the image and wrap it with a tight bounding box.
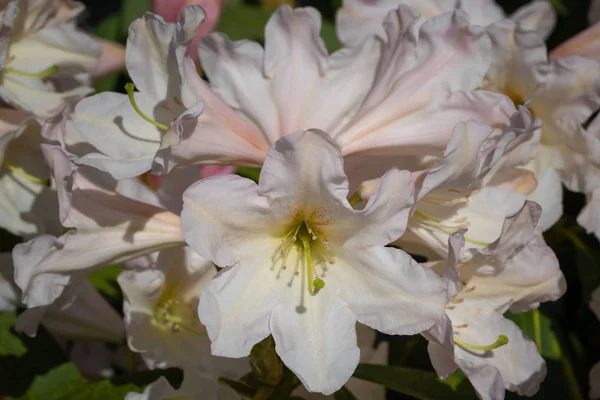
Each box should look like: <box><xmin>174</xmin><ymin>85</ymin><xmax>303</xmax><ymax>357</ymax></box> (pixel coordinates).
<box><xmin>125</xmin><ymin>83</ymin><xmax>169</xmax><ymax>130</ymax></box>
<box><xmin>454</xmin><ymin>334</ymin><xmax>509</xmax><ymax>351</ymax></box>
<box><xmin>4</xmin><ymin>65</ymin><xmax>59</xmax><ymax>78</ymax></box>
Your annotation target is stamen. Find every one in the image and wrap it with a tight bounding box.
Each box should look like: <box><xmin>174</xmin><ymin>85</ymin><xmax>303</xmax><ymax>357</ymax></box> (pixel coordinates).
<box><xmin>152</xmin><ymin>299</ymin><xmax>205</xmax><ymax>336</ymax></box>
<box><xmin>454</xmin><ymin>335</ymin><xmax>509</xmax><ymax>351</ymax></box>
<box><xmin>413</xmin><ymin>210</ymin><xmax>491</xmax><ymax>247</ymax></box>
<box><xmin>4</xmin><ymin>65</ymin><xmax>59</xmax><ymax>78</ymax></box>
<box><xmin>3</xmin><ymin>162</ymin><xmax>49</xmax><ymax>186</ymax></box>
<box><xmin>124</xmin><ymin>83</ymin><xmax>169</xmax><ymax>130</ymax></box>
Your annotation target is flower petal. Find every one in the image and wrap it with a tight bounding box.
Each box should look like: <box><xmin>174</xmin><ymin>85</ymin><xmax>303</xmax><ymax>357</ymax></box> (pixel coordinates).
<box><xmin>332</xmin><ymin>246</ymin><xmax>447</xmax><ymax>336</ymax></box>
<box><xmin>271</xmin><ymin>285</ymin><xmax>359</xmax><ymax>395</ymax></box>
<box><xmin>451</xmin><ymin>309</ymin><xmax>546</xmax><ymax>398</ymax></box>
<box><xmin>336</xmin><ymin>8</ymin><xmax>491</xmax><ymax>155</ymax></box>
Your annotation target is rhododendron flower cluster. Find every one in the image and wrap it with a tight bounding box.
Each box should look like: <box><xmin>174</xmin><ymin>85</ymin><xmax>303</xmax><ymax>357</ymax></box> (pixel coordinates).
<box><xmin>2</xmin><ymin>0</ymin><xmax>600</xmax><ymax>399</ymax></box>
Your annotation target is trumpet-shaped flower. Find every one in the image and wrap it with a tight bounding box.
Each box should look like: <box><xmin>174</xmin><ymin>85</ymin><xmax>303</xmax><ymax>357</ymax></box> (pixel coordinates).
<box><xmin>12</xmin><ymin>145</ymin><xmax>185</xmax><ymax>313</ymax></box>
<box><xmin>357</xmin><ymin>109</ymin><xmax>543</xmax><ymax>260</ymax></box>
<box><xmin>71</xmin><ymin>4</ymin><xmax>520</xmax><ymax>188</ymax></box>
<box><xmin>119</xmin><ymin>246</ymin><xmax>248</xmax><ymax>398</ymax></box>
<box><xmin>153</xmin><ymin>4</ymin><xmax>520</xmax><ymax>184</ymax></box>
<box><xmin>70</xmin><ymin>6</ymin><xmax>210</xmax><ymax>179</ymax></box>
<box><xmin>0</xmin><ymin>108</ymin><xmax>62</xmax><ymax>236</ymax></box>
<box><xmin>1</xmin><ymin>253</ymin><xmax>124</xmax><ymax>342</ymax></box>
<box><xmin>0</xmin><ymin>0</ymin><xmax>101</xmax><ymax>116</ymax></box>
<box><xmin>480</xmin><ymin>18</ymin><xmax>600</xmax><ymax>236</ymax></box>
<box><xmin>336</xmin><ymin>0</ymin><xmax>556</xmax><ymax>46</ymax></box>
<box><xmin>181</xmin><ymin>130</ymin><xmax>448</xmax><ymax>394</ymax></box>
<box><xmin>427</xmin><ymin>202</ymin><xmax>565</xmax><ymax>399</ymax></box>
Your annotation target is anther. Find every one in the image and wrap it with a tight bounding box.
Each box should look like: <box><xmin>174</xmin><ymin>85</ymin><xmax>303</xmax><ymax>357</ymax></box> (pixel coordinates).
<box><xmin>125</xmin><ymin>83</ymin><xmax>169</xmax><ymax>130</ymax></box>
<box><xmin>454</xmin><ymin>335</ymin><xmax>509</xmax><ymax>351</ymax></box>
<box><xmin>4</xmin><ymin>65</ymin><xmax>59</xmax><ymax>78</ymax></box>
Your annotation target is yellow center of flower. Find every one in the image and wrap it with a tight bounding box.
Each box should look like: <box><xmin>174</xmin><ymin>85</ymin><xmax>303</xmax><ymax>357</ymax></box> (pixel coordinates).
<box><xmin>273</xmin><ymin>219</ymin><xmax>335</xmax><ymax>296</ymax></box>
<box><xmin>151</xmin><ymin>297</ymin><xmax>205</xmax><ymax>336</ymax></box>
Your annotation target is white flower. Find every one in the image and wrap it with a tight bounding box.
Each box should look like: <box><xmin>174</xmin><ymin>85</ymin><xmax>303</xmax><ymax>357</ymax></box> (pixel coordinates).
<box><xmin>427</xmin><ymin>202</ymin><xmax>565</xmax><ymax>399</ymax></box>
<box><xmin>292</xmin><ymin>324</ymin><xmax>388</xmax><ymax>400</ymax></box>
<box><xmin>119</xmin><ymin>246</ymin><xmax>248</xmax><ymax>399</ymax></box>
<box><xmin>154</xmin><ymin>4</ymin><xmax>517</xmax><ymax>184</ymax></box>
<box><xmin>1</xmin><ymin>252</ymin><xmax>124</xmax><ymax>342</ymax></box>
<box><xmin>71</xmin><ymin>4</ymin><xmax>520</xmax><ymax>188</ymax></box>
<box><xmin>357</xmin><ymin>109</ymin><xmax>541</xmax><ymax>260</ymax></box>
<box><xmin>482</xmin><ymin>17</ymin><xmax>600</xmax><ymax>236</ymax></box>
<box><xmin>69</xmin><ymin>6</ymin><xmax>210</xmax><ymax>179</ymax></box>
<box><xmin>12</xmin><ymin>145</ymin><xmax>185</xmax><ymax>312</ymax></box>
<box><xmin>0</xmin><ymin>109</ymin><xmax>62</xmax><ymax>236</ymax></box>
<box><xmin>0</xmin><ymin>0</ymin><xmax>101</xmax><ymax>116</ymax></box>
<box><xmin>335</xmin><ymin>0</ymin><xmax>555</xmax><ymax>46</ymax></box>
<box><xmin>181</xmin><ymin>129</ymin><xmax>448</xmax><ymax>394</ymax></box>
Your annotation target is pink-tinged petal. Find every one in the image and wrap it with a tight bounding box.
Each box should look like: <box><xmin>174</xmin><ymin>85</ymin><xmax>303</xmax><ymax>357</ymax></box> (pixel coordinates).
<box><xmin>93</xmin><ymin>38</ymin><xmax>126</xmax><ymax>78</ymax></box>
<box><xmin>13</xmin><ymin>147</ymin><xmax>184</xmax><ymax>308</ymax></box>
<box><xmin>200</xmin><ymin>8</ymin><xmax>380</xmax><ymax>144</ymax></box>
<box><xmin>459</xmin><ymin>201</ymin><xmax>566</xmax><ymax>313</ymax></box>
<box><xmin>271</xmin><ymin>284</ymin><xmax>359</xmax><ymax>395</ymax></box>
<box><xmin>16</xmin><ymin>280</ymin><xmax>125</xmax><ymax>342</ymax></box>
<box><xmin>199</xmin><ymin>32</ymin><xmax>280</xmax><ymax>144</ymax></box>
<box><xmin>152</xmin><ymin>57</ymin><xmax>269</xmax><ymax>174</ymax></box>
<box><xmin>126</xmin><ymin>6</ymin><xmax>205</xmax><ymax>103</ymax></box>
<box><xmin>200</xmin><ymin>165</ymin><xmax>234</xmax><ymax>177</ymax></box>
<box><xmin>550</xmin><ymin>22</ymin><xmax>600</xmax><ymax>62</ymax></box>
<box><xmin>336</xmin><ymin>9</ymin><xmax>491</xmax><ymax>155</ymax></box>
<box><xmin>416</xmin><ymin>108</ymin><xmax>538</xmax><ymax>201</ymax></box>
<box><xmin>509</xmin><ymin>0</ymin><xmax>556</xmax><ymax>39</ymax></box>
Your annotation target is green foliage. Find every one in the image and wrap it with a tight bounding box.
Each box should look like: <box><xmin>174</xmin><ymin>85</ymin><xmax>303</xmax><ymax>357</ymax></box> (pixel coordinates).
<box><xmin>0</xmin><ymin>312</ymin><xmax>27</xmax><ymax>357</ymax></box>
<box><xmin>333</xmin><ymin>386</ymin><xmax>358</xmax><ymax>400</ymax></box>
<box><xmin>8</xmin><ymin>363</ymin><xmax>141</xmax><ymax>400</ymax></box>
<box><xmin>121</xmin><ymin>0</ymin><xmax>152</xmax><ymax>37</ymax></box>
<box><xmin>352</xmin><ymin>364</ymin><xmax>476</xmax><ymax>400</ymax></box>
<box><xmin>88</xmin><ymin>265</ymin><xmax>122</xmax><ymax>298</ymax></box>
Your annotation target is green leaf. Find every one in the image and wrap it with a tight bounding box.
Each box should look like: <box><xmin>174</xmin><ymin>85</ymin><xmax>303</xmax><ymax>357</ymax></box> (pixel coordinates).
<box><xmin>236</xmin><ymin>167</ymin><xmax>261</xmax><ymax>183</ymax></box>
<box><xmin>352</xmin><ymin>364</ymin><xmax>474</xmax><ymax>400</ymax></box>
<box><xmin>217</xmin><ymin>0</ymin><xmax>271</xmax><ymax>42</ymax></box>
<box><xmin>94</xmin><ymin>13</ymin><xmax>121</xmax><ymax>41</ymax></box>
<box><xmin>10</xmin><ymin>363</ymin><xmax>142</xmax><ymax>400</ymax></box>
<box><xmin>333</xmin><ymin>386</ymin><xmax>358</xmax><ymax>400</ymax></box>
<box><xmin>122</xmin><ymin>0</ymin><xmax>151</xmax><ymax>36</ymax></box>
<box><xmin>507</xmin><ymin>310</ymin><xmax>560</xmax><ymax>360</ymax></box>
<box><xmin>219</xmin><ymin>377</ymin><xmax>258</xmax><ymax>398</ymax></box>
<box><xmin>88</xmin><ymin>265</ymin><xmax>122</xmax><ymax>298</ymax></box>
<box><xmin>65</xmin><ymin>380</ymin><xmax>141</xmax><ymax>400</ymax></box>
<box><xmin>217</xmin><ymin>0</ymin><xmax>341</xmax><ymax>52</ymax></box>
<box><xmin>321</xmin><ymin>20</ymin><xmax>342</xmax><ymax>53</ymax></box>
<box><xmin>546</xmin><ymin>0</ymin><xmax>568</xmax><ymax>15</ymax></box>
<box><xmin>0</xmin><ymin>312</ymin><xmax>27</xmax><ymax>357</ymax></box>
<box><xmin>506</xmin><ymin>310</ymin><xmax>584</xmax><ymax>400</ymax></box>
<box><xmin>250</xmin><ymin>336</ymin><xmax>283</xmax><ymax>386</ymax></box>
<box><xmin>12</xmin><ymin>363</ymin><xmax>85</xmax><ymax>400</ymax></box>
